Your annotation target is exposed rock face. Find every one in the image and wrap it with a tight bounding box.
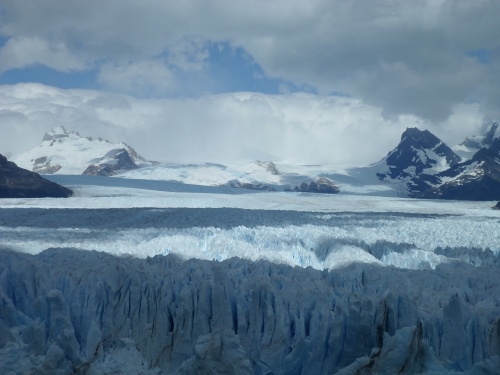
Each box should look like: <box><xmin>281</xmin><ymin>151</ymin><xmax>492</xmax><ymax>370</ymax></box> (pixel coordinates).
<box><xmin>83</xmin><ymin>148</ymin><xmax>139</xmax><ymax>176</ymax></box>
<box><xmin>255</xmin><ymin>160</ymin><xmax>280</xmax><ymax>176</ymax></box>
<box><xmin>0</xmin><ymin>154</ymin><xmax>72</xmax><ymax>198</ymax></box>
<box><xmin>292</xmin><ymin>177</ymin><xmax>340</xmax><ymax>194</ymax></box>
<box><xmin>228</xmin><ymin>181</ymin><xmax>277</xmax><ymax>191</ymax></box>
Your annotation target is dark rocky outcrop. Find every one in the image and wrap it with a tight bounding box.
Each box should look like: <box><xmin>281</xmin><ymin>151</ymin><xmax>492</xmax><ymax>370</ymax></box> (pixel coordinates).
<box><xmin>291</xmin><ymin>177</ymin><xmax>340</xmax><ymax>194</ymax></box>
<box><xmin>0</xmin><ymin>154</ymin><xmax>72</xmax><ymax>198</ymax></box>
<box><xmin>228</xmin><ymin>181</ymin><xmax>277</xmax><ymax>191</ymax></box>
<box><xmin>83</xmin><ymin>148</ymin><xmax>139</xmax><ymax>176</ymax></box>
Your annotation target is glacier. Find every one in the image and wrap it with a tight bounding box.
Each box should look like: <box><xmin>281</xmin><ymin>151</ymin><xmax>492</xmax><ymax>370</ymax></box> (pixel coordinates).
<box><xmin>1</xmin><ymin>248</ymin><xmax>499</xmax><ymax>374</ymax></box>
<box><xmin>1</xmin><ymin>178</ymin><xmax>500</xmax><ymax>374</ymax></box>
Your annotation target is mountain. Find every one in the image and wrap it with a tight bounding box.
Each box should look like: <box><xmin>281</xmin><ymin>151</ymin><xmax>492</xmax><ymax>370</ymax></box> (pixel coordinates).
<box><xmin>419</xmin><ymin>141</ymin><xmax>500</xmax><ymax>200</ymax></box>
<box><xmin>13</xmin><ymin>126</ymin><xmax>156</xmax><ymax>176</ymax></box>
<box><xmin>453</xmin><ymin>122</ymin><xmax>499</xmax><ymax>159</ymax></box>
<box><xmin>380</xmin><ymin>122</ymin><xmax>500</xmax><ymax>200</ymax></box>
<box><xmin>376</xmin><ymin>127</ymin><xmax>461</xmax><ymax>180</ymax></box>
<box><xmin>374</xmin><ymin>127</ymin><xmax>460</xmax><ymax>196</ymax></box>
<box><xmin>0</xmin><ymin>154</ymin><xmax>72</xmax><ymax>198</ymax></box>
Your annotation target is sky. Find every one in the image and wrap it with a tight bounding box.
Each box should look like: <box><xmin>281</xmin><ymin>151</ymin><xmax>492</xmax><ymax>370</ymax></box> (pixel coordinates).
<box><xmin>1</xmin><ymin>0</ymin><xmax>499</xmax><ymax>165</ymax></box>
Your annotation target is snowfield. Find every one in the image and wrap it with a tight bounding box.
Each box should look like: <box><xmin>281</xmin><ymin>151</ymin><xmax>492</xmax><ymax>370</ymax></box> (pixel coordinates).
<box><xmin>1</xmin><ymin>175</ymin><xmax>500</xmax><ymax>374</ymax></box>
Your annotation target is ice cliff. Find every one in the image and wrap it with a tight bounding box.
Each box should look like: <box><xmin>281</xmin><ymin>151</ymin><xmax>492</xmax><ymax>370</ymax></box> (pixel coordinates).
<box><xmin>1</xmin><ymin>248</ymin><xmax>499</xmax><ymax>374</ymax></box>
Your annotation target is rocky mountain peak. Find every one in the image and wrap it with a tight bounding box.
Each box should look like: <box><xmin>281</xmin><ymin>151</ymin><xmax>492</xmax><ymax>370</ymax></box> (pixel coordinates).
<box><xmin>483</xmin><ymin>122</ymin><xmax>499</xmax><ymax>146</ymax></box>
<box><xmin>378</xmin><ymin>127</ymin><xmax>460</xmax><ymax>181</ymax></box>
<box><xmin>42</xmin><ymin>126</ymin><xmax>73</xmax><ymax>142</ymax></box>
<box><xmin>399</xmin><ymin>127</ymin><xmax>441</xmax><ymax>149</ymax></box>
<box><xmin>459</xmin><ymin>122</ymin><xmax>499</xmax><ymax>150</ymax></box>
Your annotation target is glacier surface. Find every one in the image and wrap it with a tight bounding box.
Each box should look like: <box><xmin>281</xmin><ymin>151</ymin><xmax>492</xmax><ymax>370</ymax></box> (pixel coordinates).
<box><xmin>1</xmin><ymin>177</ymin><xmax>500</xmax><ymax>374</ymax></box>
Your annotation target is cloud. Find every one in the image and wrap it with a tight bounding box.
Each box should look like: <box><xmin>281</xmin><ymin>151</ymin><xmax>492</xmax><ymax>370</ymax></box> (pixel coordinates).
<box><xmin>0</xmin><ymin>83</ymin><xmax>486</xmax><ymax>166</ymax></box>
<box><xmin>97</xmin><ymin>60</ymin><xmax>176</xmax><ymax>96</ymax></box>
<box><xmin>0</xmin><ymin>37</ymin><xmax>89</xmax><ymax>73</ymax></box>
<box><xmin>0</xmin><ymin>1</ymin><xmax>499</xmax><ymax>122</ymax></box>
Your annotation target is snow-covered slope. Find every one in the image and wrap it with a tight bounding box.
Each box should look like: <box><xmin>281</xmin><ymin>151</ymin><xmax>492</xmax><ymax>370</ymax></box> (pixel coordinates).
<box><xmin>13</xmin><ymin>126</ymin><xmax>155</xmax><ymax>176</ymax></box>
<box><xmin>119</xmin><ymin>160</ymin><xmax>340</xmax><ymax>194</ymax></box>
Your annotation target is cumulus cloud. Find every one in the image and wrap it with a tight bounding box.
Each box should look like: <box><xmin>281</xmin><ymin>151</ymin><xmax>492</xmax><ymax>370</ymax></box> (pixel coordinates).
<box><xmin>0</xmin><ymin>0</ymin><xmax>499</xmax><ymax>122</ymax></box>
<box><xmin>0</xmin><ymin>83</ymin><xmax>485</xmax><ymax>166</ymax></box>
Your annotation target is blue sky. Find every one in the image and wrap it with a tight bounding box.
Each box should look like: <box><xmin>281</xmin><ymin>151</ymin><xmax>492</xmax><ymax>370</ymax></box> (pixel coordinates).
<box><xmin>0</xmin><ymin>1</ymin><xmax>499</xmax><ymax>163</ymax></box>
<box><xmin>0</xmin><ymin>39</ymin><xmax>304</xmax><ymax>96</ymax></box>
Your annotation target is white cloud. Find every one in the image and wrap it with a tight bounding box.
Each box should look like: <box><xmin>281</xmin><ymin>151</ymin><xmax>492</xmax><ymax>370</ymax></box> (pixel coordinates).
<box><xmin>0</xmin><ymin>1</ymin><xmax>499</xmax><ymax>122</ymax></box>
<box><xmin>97</xmin><ymin>60</ymin><xmax>176</xmax><ymax>96</ymax></box>
<box><xmin>0</xmin><ymin>83</ymin><xmax>486</xmax><ymax>166</ymax></box>
<box><xmin>0</xmin><ymin>37</ymin><xmax>89</xmax><ymax>73</ymax></box>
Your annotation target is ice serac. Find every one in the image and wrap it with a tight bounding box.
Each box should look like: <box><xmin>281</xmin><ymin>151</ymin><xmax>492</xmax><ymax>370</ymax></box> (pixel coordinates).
<box><xmin>12</xmin><ymin>126</ymin><xmax>156</xmax><ymax>176</ymax></box>
<box><xmin>1</xmin><ymin>248</ymin><xmax>499</xmax><ymax>374</ymax></box>
<box><xmin>0</xmin><ymin>154</ymin><xmax>72</xmax><ymax>198</ymax></box>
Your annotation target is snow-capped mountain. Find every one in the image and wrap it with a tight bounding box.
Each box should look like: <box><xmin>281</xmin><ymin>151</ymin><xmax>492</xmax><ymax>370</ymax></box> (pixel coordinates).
<box><xmin>373</xmin><ymin>127</ymin><xmax>460</xmax><ymax>196</ymax></box>
<box><xmin>0</xmin><ymin>154</ymin><xmax>72</xmax><ymax>198</ymax></box>
<box><xmin>376</xmin><ymin>127</ymin><xmax>461</xmax><ymax>181</ymax></box>
<box><xmin>13</xmin><ymin>126</ymin><xmax>156</xmax><ymax>176</ymax></box>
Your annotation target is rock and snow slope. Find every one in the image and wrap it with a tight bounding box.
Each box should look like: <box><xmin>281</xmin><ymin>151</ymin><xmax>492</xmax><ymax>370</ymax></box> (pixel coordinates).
<box><xmin>13</xmin><ymin>126</ymin><xmax>155</xmax><ymax>176</ymax></box>
<box><xmin>418</xmin><ymin>123</ymin><xmax>500</xmax><ymax>200</ymax></box>
<box><xmin>376</xmin><ymin>127</ymin><xmax>461</xmax><ymax>181</ymax></box>
<box><xmin>369</xmin><ymin>124</ymin><xmax>500</xmax><ymax>200</ymax></box>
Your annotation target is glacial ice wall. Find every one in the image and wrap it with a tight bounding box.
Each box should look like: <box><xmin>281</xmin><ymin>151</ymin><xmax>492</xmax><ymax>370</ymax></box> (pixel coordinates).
<box><xmin>1</xmin><ymin>248</ymin><xmax>499</xmax><ymax>374</ymax></box>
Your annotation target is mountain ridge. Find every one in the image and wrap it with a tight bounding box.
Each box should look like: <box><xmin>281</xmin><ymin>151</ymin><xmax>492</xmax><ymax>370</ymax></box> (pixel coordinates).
<box><xmin>13</xmin><ymin>126</ymin><xmax>156</xmax><ymax>176</ymax></box>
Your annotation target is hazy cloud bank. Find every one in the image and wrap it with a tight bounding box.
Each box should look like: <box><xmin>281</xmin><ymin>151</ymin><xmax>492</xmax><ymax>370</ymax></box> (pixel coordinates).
<box><xmin>0</xmin><ymin>83</ymin><xmax>484</xmax><ymax>165</ymax></box>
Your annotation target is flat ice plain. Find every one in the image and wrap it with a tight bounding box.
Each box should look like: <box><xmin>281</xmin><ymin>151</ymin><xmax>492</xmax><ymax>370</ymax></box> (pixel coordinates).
<box><xmin>1</xmin><ymin>175</ymin><xmax>500</xmax><ymax>374</ymax></box>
